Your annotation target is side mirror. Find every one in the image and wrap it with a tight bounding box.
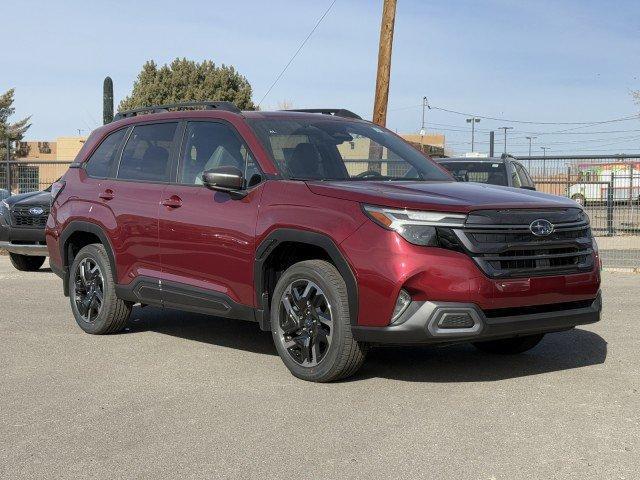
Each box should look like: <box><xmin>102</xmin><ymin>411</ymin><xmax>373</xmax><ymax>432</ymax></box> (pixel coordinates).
<box><xmin>202</xmin><ymin>166</ymin><xmax>246</xmax><ymax>196</ymax></box>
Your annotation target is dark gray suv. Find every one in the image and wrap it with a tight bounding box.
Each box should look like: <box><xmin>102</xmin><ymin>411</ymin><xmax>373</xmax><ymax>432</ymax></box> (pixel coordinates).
<box><xmin>437</xmin><ymin>155</ymin><xmax>536</xmax><ymax>190</ymax></box>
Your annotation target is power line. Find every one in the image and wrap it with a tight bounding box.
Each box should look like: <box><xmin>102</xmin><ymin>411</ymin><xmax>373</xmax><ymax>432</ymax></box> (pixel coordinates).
<box><xmin>389</xmin><ymin>102</ymin><xmax>639</xmax><ymax>126</ymax></box>
<box><xmin>429</xmin><ymin>105</ymin><xmax>638</xmax><ymax>126</ymax></box>
<box><xmin>257</xmin><ymin>0</ymin><xmax>337</xmax><ymax>107</ymax></box>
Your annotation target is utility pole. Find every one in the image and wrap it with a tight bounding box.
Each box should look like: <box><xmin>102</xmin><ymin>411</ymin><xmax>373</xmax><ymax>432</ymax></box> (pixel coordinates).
<box><xmin>499</xmin><ymin>126</ymin><xmax>513</xmax><ymax>154</ymax></box>
<box><xmin>489</xmin><ymin>131</ymin><xmax>495</xmax><ymax>157</ymax></box>
<box><xmin>420</xmin><ymin>97</ymin><xmax>428</xmax><ymax>135</ymax></box>
<box><xmin>525</xmin><ymin>136</ymin><xmax>537</xmax><ymax>156</ymax></box>
<box><xmin>419</xmin><ymin>96</ymin><xmax>428</xmax><ymax>153</ymax></box>
<box><xmin>372</xmin><ymin>0</ymin><xmax>397</xmax><ymax>127</ymax></box>
<box><xmin>466</xmin><ymin>117</ymin><xmax>481</xmax><ymax>152</ymax></box>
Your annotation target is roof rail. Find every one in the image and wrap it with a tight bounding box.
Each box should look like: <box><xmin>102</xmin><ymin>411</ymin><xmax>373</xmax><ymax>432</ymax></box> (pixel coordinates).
<box><xmin>113</xmin><ymin>101</ymin><xmax>241</xmax><ymax>121</ymax></box>
<box><xmin>284</xmin><ymin>108</ymin><xmax>362</xmax><ymax>120</ymax></box>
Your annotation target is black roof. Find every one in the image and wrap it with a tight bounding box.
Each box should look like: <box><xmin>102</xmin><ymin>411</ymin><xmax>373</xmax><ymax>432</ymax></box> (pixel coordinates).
<box><xmin>437</xmin><ymin>154</ymin><xmax>517</xmax><ymax>163</ymax></box>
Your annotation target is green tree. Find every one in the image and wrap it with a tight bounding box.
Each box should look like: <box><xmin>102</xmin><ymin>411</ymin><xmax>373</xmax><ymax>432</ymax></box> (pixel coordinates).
<box><xmin>0</xmin><ymin>89</ymin><xmax>31</xmax><ymax>159</ymax></box>
<box><xmin>119</xmin><ymin>58</ymin><xmax>256</xmax><ymax>111</ymax></box>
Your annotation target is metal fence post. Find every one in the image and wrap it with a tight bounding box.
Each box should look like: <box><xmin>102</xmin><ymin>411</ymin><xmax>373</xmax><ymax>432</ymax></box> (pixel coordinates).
<box><xmin>5</xmin><ymin>138</ymin><xmax>10</xmax><ymax>193</ymax></box>
<box><xmin>607</xmin><ymin>178</ymin><xmax>614</xmax><ymax>236</ymax></box>
<box><xmin>630</xmin><ymin>163</ymin><xmax>634</xmax><ymax>205</ymax></box>
<box><xmin>566</xmin><ymin>166</ymin><xmax>571</xmax><ymax>198</ymax></box>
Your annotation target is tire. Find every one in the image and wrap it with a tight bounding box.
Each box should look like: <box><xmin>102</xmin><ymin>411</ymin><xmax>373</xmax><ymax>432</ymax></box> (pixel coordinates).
<box><xmin>270</xmin><ymin>259</ymin><xmax>367</xmax><ymax>382</ymax></box>
<box><xmin>9</xmin><ymin>253</ymin><xmax>46</xmax><ymax>271</ymax></box>
<box><xmin>571</xmin><ymin>194</ymin><xmax>586</xmax><ymax>206</ymax></box>
<box><xmin>473</xmin><ymin>333</ymin><xmax>545</xmax><ymax>355</ymax></box>
<box><xmin>69</xmin><ymin>244</ymin><xmax>131</xmax><ymax>335</ymax></box>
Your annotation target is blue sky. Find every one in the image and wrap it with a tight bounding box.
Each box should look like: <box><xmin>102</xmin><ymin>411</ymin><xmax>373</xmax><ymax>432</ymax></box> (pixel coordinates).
<box><xmin>2</xmin><ymin>0</ymin><xmax>639</xmax><ymax>155</ymax></box>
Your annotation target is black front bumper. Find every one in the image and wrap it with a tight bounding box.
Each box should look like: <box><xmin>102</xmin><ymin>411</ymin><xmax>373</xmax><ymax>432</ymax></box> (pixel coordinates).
<box><xmin>0</xmin><ymin>223</ymin><xmax>48</xmax><ymax>256</ymax></box>
<box><xmin>351</xmin><ymin>292</ymin><xmax>602</xmax><ymax>344</ymax></box>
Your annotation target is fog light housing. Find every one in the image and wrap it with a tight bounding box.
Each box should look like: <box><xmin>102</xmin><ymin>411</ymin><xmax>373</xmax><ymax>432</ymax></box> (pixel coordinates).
<box><xmin>438</xmin><ymin>312</ymin><xmax>475</xmax><ymax>329</ymax></box>
<box><xmin>390</xmin><ymin>289</ymin><xmax>411</xmax><ymax>325</ymax></box>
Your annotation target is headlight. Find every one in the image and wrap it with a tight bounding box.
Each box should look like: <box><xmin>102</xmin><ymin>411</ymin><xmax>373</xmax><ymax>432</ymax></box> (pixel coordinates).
<box><xmin>363</xmin><ymin>205</ymin><xmax>466</xmax><ymax>247</ymax></box>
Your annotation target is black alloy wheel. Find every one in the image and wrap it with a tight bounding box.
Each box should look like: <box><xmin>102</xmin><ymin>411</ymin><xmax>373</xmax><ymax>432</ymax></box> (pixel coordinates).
<box><xmin>276</xmin><ymin>279</ymin><xmax>333</xmax><ymax>367</ymax></box>
<box><xmin>74</xmin><ymin>257</ymin><xmax>104</xmax><ymax>323</ymax></box>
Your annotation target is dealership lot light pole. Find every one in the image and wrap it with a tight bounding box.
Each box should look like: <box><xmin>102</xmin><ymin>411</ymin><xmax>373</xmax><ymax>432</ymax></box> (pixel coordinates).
<box><xmin>526</xmin><ymin>136</ymin><xmax>537</xmax><ymax>156</ymax></box>
<box><xmin>540</xmin><ymin>146</ymin><xmax>550</xmax><ymax>177</ymax></box>
<box><xmin>499</xmin><ymin>126</ymin><xmax>513</xmax><ymax>154</ymax></box>
<box><xmin>466</xmin><ymin>117</ymin><xmax>480</xmax><ymax>152</ymax></box>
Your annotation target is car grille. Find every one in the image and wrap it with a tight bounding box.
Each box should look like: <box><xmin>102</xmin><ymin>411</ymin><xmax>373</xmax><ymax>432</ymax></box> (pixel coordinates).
<box><xmin>452</xmin><ymin>208</ymin><xmax>594</xmax><ymax>278</ymax></box>
<box><xmin>10</xmin><ymin>204</ymin><xmax>50</xmax><ymax>228</ymax></box>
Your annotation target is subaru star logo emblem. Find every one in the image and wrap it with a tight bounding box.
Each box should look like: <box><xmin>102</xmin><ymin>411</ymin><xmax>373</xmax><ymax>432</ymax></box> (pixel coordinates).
<box><xmin>29</xmin><ymin>207</ymin><xmax>44</xmax><ymax>216</ymax></box>
<box><xmin>530</xmin><ymin>219</ymin><xmax>554</xmax><ymax>236</ymax></box>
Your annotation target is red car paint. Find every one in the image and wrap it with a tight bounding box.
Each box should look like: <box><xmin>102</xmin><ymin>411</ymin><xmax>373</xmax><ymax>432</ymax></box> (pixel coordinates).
<box><xmin>46</xmin><ymin>109</ymin><xmax>600</xmax><ymax>330</ymax></box>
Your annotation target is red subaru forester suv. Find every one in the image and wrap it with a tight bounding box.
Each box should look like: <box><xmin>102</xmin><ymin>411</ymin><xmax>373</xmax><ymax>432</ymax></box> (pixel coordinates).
<box><xmin>46</xmin><ymin>102</ymin><xmax>601</xmax><ymax>382</ymax></box>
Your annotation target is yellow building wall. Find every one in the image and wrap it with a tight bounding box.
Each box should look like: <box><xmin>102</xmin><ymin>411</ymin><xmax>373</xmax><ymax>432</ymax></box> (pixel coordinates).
<box><xmin>12</xmin><ymin>136</ymin><xmax>87</xmax><ymax>191</ymax></box>
<box><xmin>56</xmin><ymin>137</ymin><xmax>87</xmax><ymax>161</ymax></box>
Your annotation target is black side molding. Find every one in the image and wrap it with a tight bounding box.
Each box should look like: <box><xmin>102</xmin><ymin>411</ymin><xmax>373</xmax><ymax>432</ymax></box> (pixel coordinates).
<box><xmin>115</xmin><ymin>277</ymin><xmax>257</xmax><ymax>322</ymax></box>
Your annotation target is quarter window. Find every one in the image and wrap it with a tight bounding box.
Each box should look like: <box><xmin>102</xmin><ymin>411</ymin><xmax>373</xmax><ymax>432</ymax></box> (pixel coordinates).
<box><xmin>85</xmin><ymin>129</ymin><xmax>127</xmax><ymax>178</ymax></box>
<box><xmin>179</xmin><ymin>121</ymin><xmax>262</xmax><ymax>188</ymax></box>
<box><xmin>514</xmin><ymin>163</ymin><xmax>533</xmax><ymax>187</ymax></box>
<box><xmin>117</xmin><ymin>123</ymin><xmax>178</xmax><ymax>182</ymax></box>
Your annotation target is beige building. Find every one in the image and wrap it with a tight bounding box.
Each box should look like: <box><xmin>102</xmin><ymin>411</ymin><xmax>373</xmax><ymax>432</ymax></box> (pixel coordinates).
<box><xmin>8</xmin><ymin>137</ymin><xmax>86</xmax><ymax>192</ymax></box>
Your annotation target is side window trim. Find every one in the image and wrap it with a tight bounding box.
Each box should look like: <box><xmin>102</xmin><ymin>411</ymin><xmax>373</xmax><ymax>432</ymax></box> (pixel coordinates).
<box><xmin>176</xmin><ymin>119</ymin><xmax>264</xmax><ymax>189</ymax></box>
<box><xmin>114</xmin><ymin>121</ymin><xmax>180</xmax><ymax>184</ymax></box>
<box><xmin>514</xmin><ymin>162</ymin><xmax>532</xmax><ymax>187</ymax></box>
<box><xmin>84</xmin><ymin>127</ymin><xmax>130</xmax><ymax>179</ymax></box>
<box><xmin>112</xmin><ymin>126</ymin><xmax>134</xmax><ymax>179</ymax></box>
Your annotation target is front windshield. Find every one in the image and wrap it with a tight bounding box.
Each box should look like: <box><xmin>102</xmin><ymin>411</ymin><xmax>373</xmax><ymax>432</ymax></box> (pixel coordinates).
<box><xmin>247</xmin><ymin>118</ymin><xmax>451</xmax><ymax>181</ymax></box>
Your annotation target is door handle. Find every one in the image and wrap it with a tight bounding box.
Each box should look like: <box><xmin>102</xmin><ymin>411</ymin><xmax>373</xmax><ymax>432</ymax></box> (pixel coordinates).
<box><xmin>99</xmin><ymin>189</ymin><xmax>114</xmax><ymax>201</ymax></box>
<box><xmin>161</xmin><ymin>195</ymin><xmax>183</xmax><ymax>208</ymax></box>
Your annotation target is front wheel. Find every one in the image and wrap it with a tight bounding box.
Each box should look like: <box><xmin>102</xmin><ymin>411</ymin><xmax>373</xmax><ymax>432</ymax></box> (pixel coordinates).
<box><xmin>9</xmin><ymin>253</ymin><xmax>46</xmax><ymax>271</ymax></box>
<box><xmin>473</xmin><ymin>333</ymin><xmax>545</xmax><ymax>355</ymax></box>
<box><xmin>270</xmin><ymin>260</ymin><xmax>367</xmax><ymax>382</ymax></box>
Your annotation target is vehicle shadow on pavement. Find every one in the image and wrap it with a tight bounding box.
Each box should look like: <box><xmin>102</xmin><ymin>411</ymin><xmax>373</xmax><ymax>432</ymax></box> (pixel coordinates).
<box><xmin>357</xmin><ymin>329</ymin><xmax>607</xmax><ymax>383</ymax></box>
<box><xmin>124</xmin><ymin>307</ymin><xmax>606</xmax><ymax>382</ymax></box>
<box><xmin>125</xmin><ymin>306</ymin><xmax>277</xmax><ymax>356</ymax></box>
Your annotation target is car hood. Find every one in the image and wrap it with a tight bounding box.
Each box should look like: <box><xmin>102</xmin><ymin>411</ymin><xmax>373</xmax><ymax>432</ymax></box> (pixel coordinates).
<box><xmin>305</xmin><ymin>180</ymin><xmax>578</xmax><ymax>213</ymax></box>
<box><xmin>6</xmin><ymin>190</ymin><xmax>52</xmax><ymax>207</ymax></box>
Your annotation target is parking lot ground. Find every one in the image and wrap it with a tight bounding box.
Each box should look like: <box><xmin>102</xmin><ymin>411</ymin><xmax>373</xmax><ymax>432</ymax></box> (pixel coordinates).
<box><xmin>0</xmin><ymin>256</ymin><xmax>638</xmax><ymax>479</ymax></box>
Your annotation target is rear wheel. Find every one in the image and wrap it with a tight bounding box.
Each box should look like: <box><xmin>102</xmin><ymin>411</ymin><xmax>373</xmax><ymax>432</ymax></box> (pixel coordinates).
<box><xmin>9</xmin><ymin>253</ymin><xmax>46</xmax><ymax>271</ymax></box>
<box><xmin>270</xmin><ymin>260</ymin><xmax>367</xmax><ymax>382</ymax></box>
<box><xmin>69</xmin><ymin>244</ymin><xmax>131</xmax><ymax>334</ymax></box>
<box><xmin>473</xmin><ymin>333</ymin><xmax>545</xmax><ymax>355</ymax></box>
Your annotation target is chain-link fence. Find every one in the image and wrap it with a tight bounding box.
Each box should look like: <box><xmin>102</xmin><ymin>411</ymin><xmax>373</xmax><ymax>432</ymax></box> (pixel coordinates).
<box><xmin>514</xmin><ymin>154</ymin><xmax>640</xmax><ymax>270</ymax></box>
<box><xmin>0</xmin><ymin>160</ymin><xmax>72</xmax><ymax>199</ymax></box>
<box><xmin>3</xmin><ymin>155</ymin><xmax>638</xmax><ymax>270</ymax></box>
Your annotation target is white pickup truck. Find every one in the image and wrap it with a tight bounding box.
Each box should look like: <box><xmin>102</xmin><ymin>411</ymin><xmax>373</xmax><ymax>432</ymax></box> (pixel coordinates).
<box><xmin>569</xmin><ymin>163</ymin><xmax>640</xmax><ymax>205</ymax></box>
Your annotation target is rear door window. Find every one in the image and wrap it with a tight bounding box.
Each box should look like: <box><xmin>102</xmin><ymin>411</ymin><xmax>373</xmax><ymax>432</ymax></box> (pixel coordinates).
<box><xmin>117</xmin><ymin>123</ymin><xmax>178</xmax><ymax>182</ymax></box>
<box><xmin>85</xmin><ymin>129</ymin><xmax>127</xmax><ymax>178</ymax></box>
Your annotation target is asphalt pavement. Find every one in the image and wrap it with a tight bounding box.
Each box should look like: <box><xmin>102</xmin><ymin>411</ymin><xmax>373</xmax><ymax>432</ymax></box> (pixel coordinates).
<box><xmin>0</xmin><ymin>256</ymin><xmax>638</xmax><ymax>479</ymax></box>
